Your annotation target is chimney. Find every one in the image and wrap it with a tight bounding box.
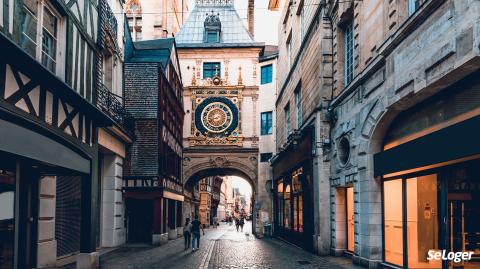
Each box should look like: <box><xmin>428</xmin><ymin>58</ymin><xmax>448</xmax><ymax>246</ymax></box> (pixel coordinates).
<box><xmin>247</xmin><ymin>0</ymin><xmax>254</xmax><ymax>38</ymax></box>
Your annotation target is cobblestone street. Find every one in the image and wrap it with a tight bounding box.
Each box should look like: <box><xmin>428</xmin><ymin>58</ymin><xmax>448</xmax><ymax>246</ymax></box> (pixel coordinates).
<box><xmin>83</xmin><ymin>222</ymin><xmax>361</xmax><ymax>269</ymax></box>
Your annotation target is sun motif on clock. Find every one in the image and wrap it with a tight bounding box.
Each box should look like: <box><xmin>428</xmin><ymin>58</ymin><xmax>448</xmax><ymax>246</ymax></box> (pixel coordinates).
<box><xmin>201</xmin><ymin>102</ymin><xmax>233</xmax><ymax>133</ymax></box>
<box><xmin>195</xmin><ymin>97</ymin><xmax>239</xmax><ymax>136</ymax></box>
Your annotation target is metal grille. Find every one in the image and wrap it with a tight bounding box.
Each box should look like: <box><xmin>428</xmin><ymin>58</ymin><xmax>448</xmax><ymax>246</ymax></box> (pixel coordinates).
<box><xmin>55</xmin><ymin>176</ymin><xmax>82</xmax><ymax>257</ymax></box>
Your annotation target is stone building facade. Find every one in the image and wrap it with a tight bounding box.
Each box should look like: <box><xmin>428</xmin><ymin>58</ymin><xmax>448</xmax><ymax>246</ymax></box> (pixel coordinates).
<box><xmin>327</xmin><ymin>0</ymin><xmax>480</xmax><ymax>268</ymax></box>
<box><xmin>269</xmin><ymin>0</ymin><xmax>332</xmax><ymax>254</ymax></box>
<box><xmin>257</xmin><ymin>46</ymin><xmax>278</xmax><ymax>236</ymax></box>
<box><xmin>125</xmin><ymin>0</ymin><xmax>189</xmax><ymax>41</ymax></box>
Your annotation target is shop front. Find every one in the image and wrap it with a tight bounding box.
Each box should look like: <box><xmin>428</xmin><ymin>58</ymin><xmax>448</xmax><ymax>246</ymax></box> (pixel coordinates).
<box><xmin>272</xmin><ymin>130</ymin><xmax>314</xmax><ymax>251</ymax></box>
<box><xmin>375</xmin><ymin>76</ymin><xmax>480</xmax><ymax>269</ymax></box>
<box><xmin>123</xmin><ymin>177</ymin><xmax>184</xmax><ymax>245</ymax></box>
<box><xmin>0</xmin><ymin>32</ymin><xmax>112</xmax><ymax>268</ymax></box>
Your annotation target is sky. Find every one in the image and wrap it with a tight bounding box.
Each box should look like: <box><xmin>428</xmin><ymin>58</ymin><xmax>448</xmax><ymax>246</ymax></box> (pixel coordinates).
<box><xmin>187</xmin><ymin>0</ymin><xmax>280</xmax><ymax>45</ymax></box>
<box><xmin>231</xmin><ymin>176</ymin><xmax>252</xmax><ymax>198</ymax></box>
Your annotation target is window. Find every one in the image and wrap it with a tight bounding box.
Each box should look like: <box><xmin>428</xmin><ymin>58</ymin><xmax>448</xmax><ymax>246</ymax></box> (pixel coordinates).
<box><xmin>103</xmin><ymin>53</ymin><xmax>114</xmax><ymax>91</ymax></box>
<box><xmin>344</xmin><ymin>21</ymin><xmax>354</xmax><ymax>85</ymax></box>
<box><xmin>203</xmin><ymin>62</ymin><xmax>221</xmax><ymax>79</ymax></box>
<box><xmin>261</xmin><ymin>111</ymin><xmax>273</xmax><ymax>135</ymax></box>
<box><xmin>0</xmin><ymin>169</ymin><xmax>16</xmax><ymax>269</ymax></box>
<box><xmin>20</xmin><ymin>0</ymin><xmax>62</xmax><ymax>73</ymax></box>
<box><xmin>384</xmin><ymin>179</ymin><xmax>403</xmax><ymax>266</ymax></box>
<box><xmin>135</xmin><ymin>30</ymin><xmax>142</xmax><ymax>41</ymax></box>
<box><xmin>383</xmin><ymin>175</ymin><xmax>441</xmax><ymax>268</ymax></box>
<box><xmin>206</xmin><ymin>31</ymin><xmax>219</xmax><ymax>43</ymax></box>
<box><xmin>261</xmin><ymin>64</ymin><xmax>273</xmax><ymax>84</ymax></box>
<box><xmin>408</xmin><ymin>0</ymin><xmax>424</xmax><ymax>15</ymax></box>
<box><xmin>277</xmin><ymin>180</ymin><xmax>284</xmax><ymax>227</ymax></box>
<box><xmin>292</xmin><ymin>167</ymin><xmax>303</xmax><ymax>232</ymax></box>
<box><xmin>285</xmin><ymin>104</ymin><xmax>291</xmax><ymax>136</ymax></box>
<box><xmin>299</xmin><ymin>6</ymin><xmax>305</xmax><ymax>42</ymax></box>
<box><xmin>346</xmin><ymin>187</ymin><xmax>354</xmax><ymax>252</ymax></box>
<box><xmin>287</xmin><ymin>37</ymin><xmax>292</xmax><ymax>69</ymax></box>
<box><xmin>260</xmin><ymin>153</ymin><xmax>273</xmax><ymax>163</ymax></box>
<box><xmin>295</xmin><ymin>88</ymin><xmax>302</xmax><ymax>128</ymax></box>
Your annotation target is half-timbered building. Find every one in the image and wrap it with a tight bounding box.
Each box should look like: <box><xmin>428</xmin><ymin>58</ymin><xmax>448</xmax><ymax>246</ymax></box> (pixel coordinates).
<box><xmin>0</xmin><ymin>0</ymin><xmax>131</xmax><ymax>268</ymax></box>
<box><xmin>123</xmin><ymin>29</ymin><xmax>185</xmax><ymax>245</ymax></box>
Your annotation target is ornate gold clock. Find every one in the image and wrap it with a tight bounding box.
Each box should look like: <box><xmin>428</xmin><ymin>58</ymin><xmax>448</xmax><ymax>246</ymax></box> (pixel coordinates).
<box><xmin>195</xmin><ymin>97</ymin><xmax>238</xmax><ymax>137</ymax></box>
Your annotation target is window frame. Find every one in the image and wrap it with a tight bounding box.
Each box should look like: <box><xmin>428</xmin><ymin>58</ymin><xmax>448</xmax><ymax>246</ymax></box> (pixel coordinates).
<box><xmin>261</xmin><ymin>64</ymin><xmax>273</xmax><ymax>85</ymax></box>
<box><xmin>343</xmin><ymin>20</ymin><xmax>354</xmax><ymax>86</ymax></box>
<box><xmin>203</xmin><ymin>62</ymin><xmax>221</xmax><ymax>79</ymax></box>
<box><xmin>295</xmin><ymin>87</ymin><xmax>302</xmax><ymax>129</ymax></box>
<box><xmin>20</xmin><ymin>0</ymin><xmax>65</xmax><ymax>77</ymax></box>
<box><xmin>285</xmin><ymin>103</ymin><xmax>291</xmax><ymax>136</ymax></box>
<box><xmin>260</xmin><ymin>111</ymin><xmax>273</xmax><ymax>135</ymax></box>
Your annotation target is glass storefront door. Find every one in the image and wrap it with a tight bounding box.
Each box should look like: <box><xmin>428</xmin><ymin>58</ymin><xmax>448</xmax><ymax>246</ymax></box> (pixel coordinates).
<box><xmin>346</xmin><ymin>187</ymin><xmax>354</xmax><ymax>252</ymax></box>
<box><xmin>0</xmin><ymin>169</ymin><xmax>16</xmax><ymax>269</ymax></box>
<box><xmin>446</xmin><ymin>165</ymin><xmax>480</xmax><ymax>269</ymax></box>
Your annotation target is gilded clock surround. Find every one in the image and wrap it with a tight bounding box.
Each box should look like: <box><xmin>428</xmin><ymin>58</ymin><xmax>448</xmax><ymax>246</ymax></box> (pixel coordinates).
<box><xmin>190</xmin><ymin>86</ymin><xmax>244</xmax><ymax>147</ymax></box>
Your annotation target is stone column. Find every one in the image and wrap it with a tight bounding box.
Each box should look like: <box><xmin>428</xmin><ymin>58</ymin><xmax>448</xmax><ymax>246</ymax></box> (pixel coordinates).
<box><xmin>100</xmin><ymin>155</ymin><xmax>125</xmax><ymax>247</ymax></box>
<box><xmin>312</xmin><ymin>111</ymin><xmax>331</xmax><ymax>255</ymax></box>
<box><xmin>37</xmin><ymin>176</ymin><xmax>57</xmax><ymax>268</ymax></box>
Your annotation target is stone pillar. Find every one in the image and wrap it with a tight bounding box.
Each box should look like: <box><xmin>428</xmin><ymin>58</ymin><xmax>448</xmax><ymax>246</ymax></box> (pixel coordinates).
<box><xmin>152</xmin><ymin>199</ymin><xmax>166</xmax><ymax>245</ymax></box>
<box><xmin>312</xmin><ymin>111</ymin><xmax>331</xmax><ymax>255</ymax></box>
<box><xmin>100</xmin><ymin>155</ymin><xmax>125</xmax><ymax>247</ymax></box>
<box><xmin>37</xmin><ymin>176</ymin><xmax>57</xmax><ymax>268</ymax></box>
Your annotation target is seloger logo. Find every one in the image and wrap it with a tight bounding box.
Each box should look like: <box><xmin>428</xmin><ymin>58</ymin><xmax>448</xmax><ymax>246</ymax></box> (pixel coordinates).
<box><xmin>427</xmin><ymin>250</ymin><xmax>475</xmax><ymax>263</ymax></box>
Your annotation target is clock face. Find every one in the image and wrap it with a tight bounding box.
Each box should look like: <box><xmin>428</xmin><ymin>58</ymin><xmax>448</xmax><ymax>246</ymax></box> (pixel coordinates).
<box><xmin>201</xmin><ymin>102</ymin><xmax>233</xmax><ymax>133</ymax></box>
<box><xmin>195</xmin><ymin>97</ymin><xmax>239</xmax><ymax>136</ymax></box>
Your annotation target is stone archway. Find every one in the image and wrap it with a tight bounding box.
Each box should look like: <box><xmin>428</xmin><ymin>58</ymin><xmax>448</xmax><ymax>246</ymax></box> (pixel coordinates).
<box><xmin>182</xmin><ymin>147</ymin><xmax>259</xmax><ymax>233</ymax></box>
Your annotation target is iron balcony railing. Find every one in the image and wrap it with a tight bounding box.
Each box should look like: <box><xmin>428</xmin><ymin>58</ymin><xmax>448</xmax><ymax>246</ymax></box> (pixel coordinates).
<box><xmin>96</xmin><ymin>83</ymin><xmax>131</xmax><ymax>127</ymax></box>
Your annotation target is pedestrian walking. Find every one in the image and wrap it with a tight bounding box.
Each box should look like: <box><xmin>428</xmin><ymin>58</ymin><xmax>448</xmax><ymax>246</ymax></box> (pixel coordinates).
<box><xmin>213</xmin><ymin>216</ymin><xmax>218</xmax><ymax>228</ymax></box>
<box><xmin>235</xmin><ymin>217</ymin><xmax>240</xmax><ymax>232</ymax></box>
<box><xmin>183</xmin><ymin>218</ymin><xmax>192</xmax><ymax>250</ymax></box>
<box><xmin>240</xmin><ymin>217</ymin><xmax>245</xmax><ymax>232</ymax></box>
<box><xmin>191</xmin><ymin>215</ymin><xmax>205</xmax><ymax>251</ymax></box>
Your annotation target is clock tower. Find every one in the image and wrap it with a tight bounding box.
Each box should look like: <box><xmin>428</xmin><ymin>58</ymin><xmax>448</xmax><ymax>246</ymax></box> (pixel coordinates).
<box><xmin>176</xmin><ymin>0</ymin><xmax>267</xmax><ymax>235</ymax></box>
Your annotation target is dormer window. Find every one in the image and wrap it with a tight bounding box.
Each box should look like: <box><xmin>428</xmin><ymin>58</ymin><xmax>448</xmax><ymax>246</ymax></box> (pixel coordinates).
<box><xmin>204</xmin><ymin>12</ymin><xmax>221</xmax><ymax>43</ymax></box>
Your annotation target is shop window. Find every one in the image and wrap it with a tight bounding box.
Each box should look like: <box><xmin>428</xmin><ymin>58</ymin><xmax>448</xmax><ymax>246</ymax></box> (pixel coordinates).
<box><xmin>20</xmin><ymin>0</ymin><xmax>63</xmax><ymax>74</ymax></box>
<box><xmin>277</xmin><ymin>180</ymin><xmax>284</xmax><ymax>227</ymax></box>
<box><xmin>0</xmin><ymin>170</ymin><xmax>16</xmax><ymax>269</ymax></box>
<box><xmin>292</xmin><ymin>167</ymin><xmax>303</xmax><ymax>232</ymax></box>
<box><xmin>261</xmin><ymin>64</ymin><xmax>273</xmax><ymax>84</ymax></box>
<box><xmin>261</xmin><ymin>111</ymin><xmax>273</xmax><ymax>135</ymax></box>
<box><xmin>284</xmin><ymin>184</ymin><xmax>291</xmax><ymax>229</ymax></box>
<box><xmin>406</xmin><ymin>175</ymin><xmax>440</xmax><ymax>269</ymax></box>
<box><xmin>203</xmin><ymin>62</ymin><xmax>221</xmax><ymax>79</ymax></box>
<box><xmin>384</xmin><ymin>179</ymin><xmax>403</xmax><ymax>266</ymax></box>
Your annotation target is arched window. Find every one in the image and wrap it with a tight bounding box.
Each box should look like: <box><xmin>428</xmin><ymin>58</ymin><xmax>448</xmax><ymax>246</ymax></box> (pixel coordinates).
<box><xmin>204</xmin><ymin>13</ymin><xmax>221</xmax><ymax>43</ymax></box>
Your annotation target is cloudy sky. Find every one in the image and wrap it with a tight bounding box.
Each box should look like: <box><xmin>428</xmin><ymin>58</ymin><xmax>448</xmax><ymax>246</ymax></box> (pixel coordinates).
<box><xmin>187</xmin><ymin>0</ymin><xmax>280</xmax><ymax>45</ymax></box>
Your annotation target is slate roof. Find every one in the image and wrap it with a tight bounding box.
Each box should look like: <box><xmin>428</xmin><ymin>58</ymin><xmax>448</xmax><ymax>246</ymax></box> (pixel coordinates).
<box><xmin>127</xmin><ymin>38</ymin><xmax>175</xmax><ymax>71</ymax></box>
<box><xmin>175</xmin><ymin>3</ymin><xmax>264</xmax><ymax>48</ymax></box>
